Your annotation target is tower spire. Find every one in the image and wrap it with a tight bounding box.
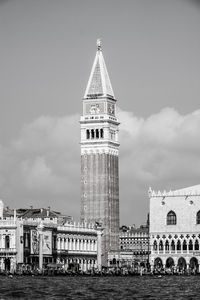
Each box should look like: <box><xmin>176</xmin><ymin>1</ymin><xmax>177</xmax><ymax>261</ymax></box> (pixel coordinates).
<box><xmin>84</xmin><ymin>40</ymin><xmax>114</xmax><ymax>99</ymax></box>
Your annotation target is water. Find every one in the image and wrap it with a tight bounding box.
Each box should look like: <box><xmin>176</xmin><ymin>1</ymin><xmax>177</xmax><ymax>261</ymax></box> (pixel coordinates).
<box><xmin>0</xmin><ymin>276</ymin><xmax>200</xmax><ymax>299</ymax></box>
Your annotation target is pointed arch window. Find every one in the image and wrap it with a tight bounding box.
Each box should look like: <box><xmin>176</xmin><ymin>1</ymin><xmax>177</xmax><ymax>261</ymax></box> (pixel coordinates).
<box><xmin>177</xmin><ymin>240</ymin><xmax>181</xmax><ymax>251</ymax></box>
<box><xmin>153</xmin><ymin>240</ymin><xmax>157</xmax><ymax>251</ymax></box>
<box><xmin>183</xmin><ymin>240</ymin><xmax>187</xmax><ymax>251</ymax></box>
<box><xmin>167</xmin><ymin>211</ymin><xmax>176</xmax><ymax>225</ymax></box>
<box><xmin>165</xmin><ymin>240</ymin><xmax>169</xmax><ymax>251</ymax></box>
<box><xmin>196</xmin><ymin>211</ymin><xmax>200</xmax><ymax>224</ymax></box>
<box><xmin>195</xmin><ymin>240</ymin><xmax>199</xmax><ymax>251</ymax></box>
<box><xmin>189</xmin><ymin>240</ymin><xmax>193</xmax><ymax>251</ymax></box>
<box><xmin>171</xmin><ymin>240</ymin><xmax>175</xmax><ymax>251</ymax></box>
<box><xmin>159</xmin><ymin>240</ymin><xmax>163</xmax><ymax>251</ymax></box>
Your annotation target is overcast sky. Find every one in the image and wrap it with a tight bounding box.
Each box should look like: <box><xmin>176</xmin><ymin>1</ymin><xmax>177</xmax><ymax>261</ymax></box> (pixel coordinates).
<box><xmin>0</xmin><ymin>0</ymin><xmax>200</xmax><ymax>225</ymax></box>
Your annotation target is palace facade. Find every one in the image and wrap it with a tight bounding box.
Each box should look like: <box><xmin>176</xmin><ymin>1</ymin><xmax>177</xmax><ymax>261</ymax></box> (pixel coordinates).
<box><xmin>149</xmin><ymin>185</ymin><xmax>200</xmax><ymax>272</ymax></box>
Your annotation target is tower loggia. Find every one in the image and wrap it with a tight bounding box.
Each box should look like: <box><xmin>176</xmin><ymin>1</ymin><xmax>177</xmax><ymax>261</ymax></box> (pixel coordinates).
<box><xmin>80</xmin><ymin>40</ymin><xmax>120</xmax><ymax>265</ymax></box>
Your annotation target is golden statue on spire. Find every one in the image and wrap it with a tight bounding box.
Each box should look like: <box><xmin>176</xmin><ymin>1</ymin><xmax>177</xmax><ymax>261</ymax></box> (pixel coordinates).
<box><xmin>97</xmin><ymin>39</ymin><xmax>101</xmax><ymax>51</ymax></box>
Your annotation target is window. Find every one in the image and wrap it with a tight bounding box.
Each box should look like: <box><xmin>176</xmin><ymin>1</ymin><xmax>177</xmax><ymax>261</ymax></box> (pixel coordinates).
<box><xmin>195</xmin><ymin>240</ymin><xmax>199</xmax><ymax>250</ymax></box>
<box><xmin>5</xmin><ymin>235</ymin><xmax>10</xmax><ymax>249</ymax></box>
<box><xmin>196</xmin><ymin>211</ymin><xmax>200</xmax><ymax>224</ymax></box>
<box><xmin>177</xmin><ymin>240</ymin><xmax>181</xmax><ymax>251</ymax></box>
<box><xmin>183</xmin><ymin>240</ymin><xmax>187</xmax><ymax>251</ymax></box>
<box><xmin>165</xmin><ymin>240</ymin><xmax>169</xmax><ymax>251</ymax></box>
<box><xmin>86</xmin><ymin>129</ymin><xmax>90</xmax><ymax>139</ymax></box>
<box><xmin>96</xmin><ymin>129</ymin><xmax>99</xmax><ymax>139</ymax></box>
<box><xmin>189</xmin><ymin>240</ymin><xmax>193</xmax><ymax>251</ymax></box>
<box><xmin>91</xmin><ymin>129</ymin><xmax>95</xmax><ymax>139</ymax></box>
<box><xmin>100</xmin><ymin>128</ymin><xmax>104</xmax><ymax>138</ymax></box>
<box><xmin>167</xmin><ymin>211</ymin><xmax>176</xmax><ymax>225</ymax></box>
<box><xmin>159</xmin><ymin>240</ymin><xmax>163</xmax><ymax>251</ymax></box>
<box><xmin>171</xmin><ymin>240</ymin><xmax>175</xmax><ymax>251</ymax></box>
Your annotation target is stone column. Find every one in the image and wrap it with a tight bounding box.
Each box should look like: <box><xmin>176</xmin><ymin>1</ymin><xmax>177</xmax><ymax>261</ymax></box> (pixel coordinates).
<box><xmin>97</xmin><ymin>230</ymin><xmax>102</xmax><ymax>271</ymax></box>
<box><xmin>69</xmin><ymin>238</ymin><xmax>72</xmax><ymax>250</ymax></box>
<box><xmin>57</xmin><ymin>237</ymin><xmax>61</xmax><ymax>251</ymax></box>
<box><xmin>37</xmin><ymin>222</ymin><xmax>44</xmax><ymax>271</ymax></box>
<box><xmin>77</xmin><ymin>239</ymin><xmax>80</xmax><ymax>251</ymax></box>
<box><xmin>65</xmin><ymin>238</ymin><xmax>68</xmax><ymax>250</ymax></box>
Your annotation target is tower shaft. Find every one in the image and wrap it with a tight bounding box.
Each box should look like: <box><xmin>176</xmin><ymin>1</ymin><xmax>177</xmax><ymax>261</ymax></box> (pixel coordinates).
<box><xmin>80</xmin><ymin>41</ymin><xmax>120</xmax><ymax>265</ymax></box>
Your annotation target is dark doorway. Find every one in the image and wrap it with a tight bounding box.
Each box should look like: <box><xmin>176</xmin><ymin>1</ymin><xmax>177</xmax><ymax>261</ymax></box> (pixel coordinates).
<box><xmin>154</xmin><ymin>257</ymin><xmax>163</xmax><ymax>269</ymax></box>
<box><xmin>166</xmin><ymin>257</ymin><xmax>175</xmax><ymax>269</ymax></box>
<box><xmin>4</xmin><ymin>258</ymin><xmax>11</xmax><ymax>271</ymax></box>
<box><xmin>177</xmin><ymin>257</ymin><xmax>186</xmax><ymax>270</ymax></box>
<box><xmin>190</xmin><ymin>257</ymin><xmax>198</xmax><ymax>272</ymax></box>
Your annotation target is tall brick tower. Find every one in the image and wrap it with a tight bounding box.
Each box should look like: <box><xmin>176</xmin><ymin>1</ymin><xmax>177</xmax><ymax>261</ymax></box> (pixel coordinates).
<box><xmin>80</xmin><ymin>40</ymin><xmax>120</xmax><ymax>265</ymax></box>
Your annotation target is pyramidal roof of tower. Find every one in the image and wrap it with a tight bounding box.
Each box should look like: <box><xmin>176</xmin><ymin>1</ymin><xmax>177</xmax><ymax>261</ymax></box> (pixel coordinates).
<box><xmin>84</xmin><ymin>40</ymin><xmax>115</xmax><ymax>99</ymax></box>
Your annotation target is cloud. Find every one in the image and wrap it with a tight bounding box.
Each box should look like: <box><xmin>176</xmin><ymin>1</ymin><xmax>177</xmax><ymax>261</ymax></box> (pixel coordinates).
<box><xmin>1</xmin><ymin>107</ymin><xmax>200</xmax><ymax>224</ymax></box>
<box><xmin>118</xmin><ymin>107</ymin><xmax>200</xmax><ymax>224</ymax></box>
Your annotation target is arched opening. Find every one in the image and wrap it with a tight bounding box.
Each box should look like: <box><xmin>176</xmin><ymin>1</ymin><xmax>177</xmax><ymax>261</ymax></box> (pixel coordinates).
<box><xmin>154</xmin><ymin>257</ymin><xmax>163</xmax><ymax>269</ymax></box>
<box><xmin>183</xmin><ymin>240</ymin><xmax>187</xmax><ymax>252</ymax></box>
<box><xmin>165</xmin><ymin>240</ymin><xmax>169</xmax><ymax>251</ymax></box>
<box><xmin>166</xmin><ymin>257</ymin><xmax>175</xmax><ymax>269</ymax></box>
<box><xmin>177</xmin><ymin>240</ymin><xmax>181</xmax><ymax>251</ymax></box>
<box><xmin>189</xmin><ymin>240</ymin><xmax>193</xmax><ymax>251</ymax></box>
<box><xmin>100</xmin><ymin>129</ymin><xmax>104</xmax><ymax>139</ymax></box>
<box><xmin>91</xmin><ymin>129</ymin><xmax>95</xmax><ymax>139</ymax></box>
<box><xmin>86</xmin><ymin>129</ymin><xmax>90</xmax><ymax>139</ymax></box>
<box><xmin>96</xmin><ymin>129</ymin><xmax>99</xmax><ymax>139</ymax></box>
<box><xmin>112</xmin><ymin>258</ymin><xmax>117</xmax><ymax>265</ymax></box>
<box><xmin>195</xmin><ymin>240</ymin><xmax>199</xmax><ymax>251</ymax></box>
<box><xmin>177</xmin><ymin>257</ymin><xmax>186</xmax><ymax>270</ymax></box>
<box><xmin>167</xmin><ymin>211</ymin><xmax>176</xmax><ymax>225</ymax></box>
<box><xmin>196</xmin><ymin>211</ymin><xmax>200</xmax><ymax>224</ymax></box>
<box><xmin>159</xmin><ymin>240</ymin><xmax>163</xmax><ymax>251</ymax></box>
<box><xmin>153</xmin><ymin>240</ymin><xmax>157</xmax><ymax>251</ymax></box>
<box><xmin>190</xmin><ymin>257</ymin><xmax>198</xmax><ymax>273</ymax></box>
<box><xmin>171</xmin><ymin>240</ymin><xmax>175</xmax><ymax>252</ymax></box>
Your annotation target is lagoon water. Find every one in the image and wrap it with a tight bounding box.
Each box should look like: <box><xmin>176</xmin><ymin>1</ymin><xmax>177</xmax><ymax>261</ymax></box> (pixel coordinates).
<box><xmin>0</xmin><ymin>276</ymin><xmax>200</xmax><ymax>299</ymax></box>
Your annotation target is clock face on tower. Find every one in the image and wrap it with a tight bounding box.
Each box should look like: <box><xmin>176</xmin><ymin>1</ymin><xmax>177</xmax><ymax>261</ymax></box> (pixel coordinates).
<box><xmin>89</xmin><ymin>103</ymin><xmax>100</xmax><ymax>114</ymax></box>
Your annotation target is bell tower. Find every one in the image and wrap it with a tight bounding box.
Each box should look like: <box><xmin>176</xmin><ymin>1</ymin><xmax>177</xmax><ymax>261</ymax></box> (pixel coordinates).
<box><xmin>80</xmin><ymin>40</ymin><xmax>120</xmax><ymax>265</ymax></box>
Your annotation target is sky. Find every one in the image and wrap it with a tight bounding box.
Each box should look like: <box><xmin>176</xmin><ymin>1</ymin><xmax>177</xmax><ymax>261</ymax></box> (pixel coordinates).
<box><xmin>0</xmin><ymin>0</ymin><xmax>200</xmax><ymax>225</ymax></box>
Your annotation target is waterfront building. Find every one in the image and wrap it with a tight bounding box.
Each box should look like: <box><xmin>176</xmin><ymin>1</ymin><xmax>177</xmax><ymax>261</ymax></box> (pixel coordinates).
<box><xmin>0</xmin><ymin>200</ymin><xmax>102</xmax><ymax>272</ymax></box>
<box><xmin>80</xmin><ymin>40</ymin><xmax>120</xmax><ymax>265</ymax></box>
<box><xmin>56</xmin><ymin>222</ymin><xmax>102</xmax><ymax>271</ymax></box>
<box><xmin>108</xmin><ymin>223</ymin><xmax>149</xmax><ymax>268</ymax></box>
<box><xmin>0</xmin><ymin>201</ymin><xmax>23</xmax><ymax>272</ymax></box>
<box><xmin>149</xmin><ymin>185</ymin><xmax>200</xmax><ymax>272</ymax></box>
<box><xmin>20</xmin><ymin>207</ymin><xmax>101</xmax><ymax>271</ymax></box>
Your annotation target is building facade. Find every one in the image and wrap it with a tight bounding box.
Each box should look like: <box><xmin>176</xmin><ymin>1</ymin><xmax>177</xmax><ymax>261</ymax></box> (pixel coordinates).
<box><xmin>57</xmin><ymin>222</ymin><xmax>102</xmax><ymax>271</ymax></box>
<box><xmin>149</xmin><ymin>185</ymin><xmax>200</xmax><ymax>272</ymax></box>
<box><xmin>80</xmin><ymin>40</ymin><xmax>120</xmax><ymax>265</ymax></box>
<box><xmin>0</xmin><ymin>202</ymin><xmax>102</xmax><ymax>272</ymax></box>
<box><xmin>0</xmin><ymin>201</ymin><xmax>23</xmax><ymax>273</ymax></box>
<box><xmin>21</xmin><ymin>208</ymin><xmax>102</xmax><ymax>271</ymax></box>
<box><xmin>108</xmin><ymin>224</ymin><xmax>149</xmax><ymax>268</ymax></box>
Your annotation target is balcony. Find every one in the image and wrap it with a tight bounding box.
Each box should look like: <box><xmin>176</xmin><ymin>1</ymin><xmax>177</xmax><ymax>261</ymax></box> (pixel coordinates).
<box><xmin>0</xmin><ymin>220</ymin><xmax>17</xmax><ymax>228</ymax></box>
<box><xmin>0</xmin><ymin>248</ymin><xmax>17</xmax><ymax>254</ymax></box>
